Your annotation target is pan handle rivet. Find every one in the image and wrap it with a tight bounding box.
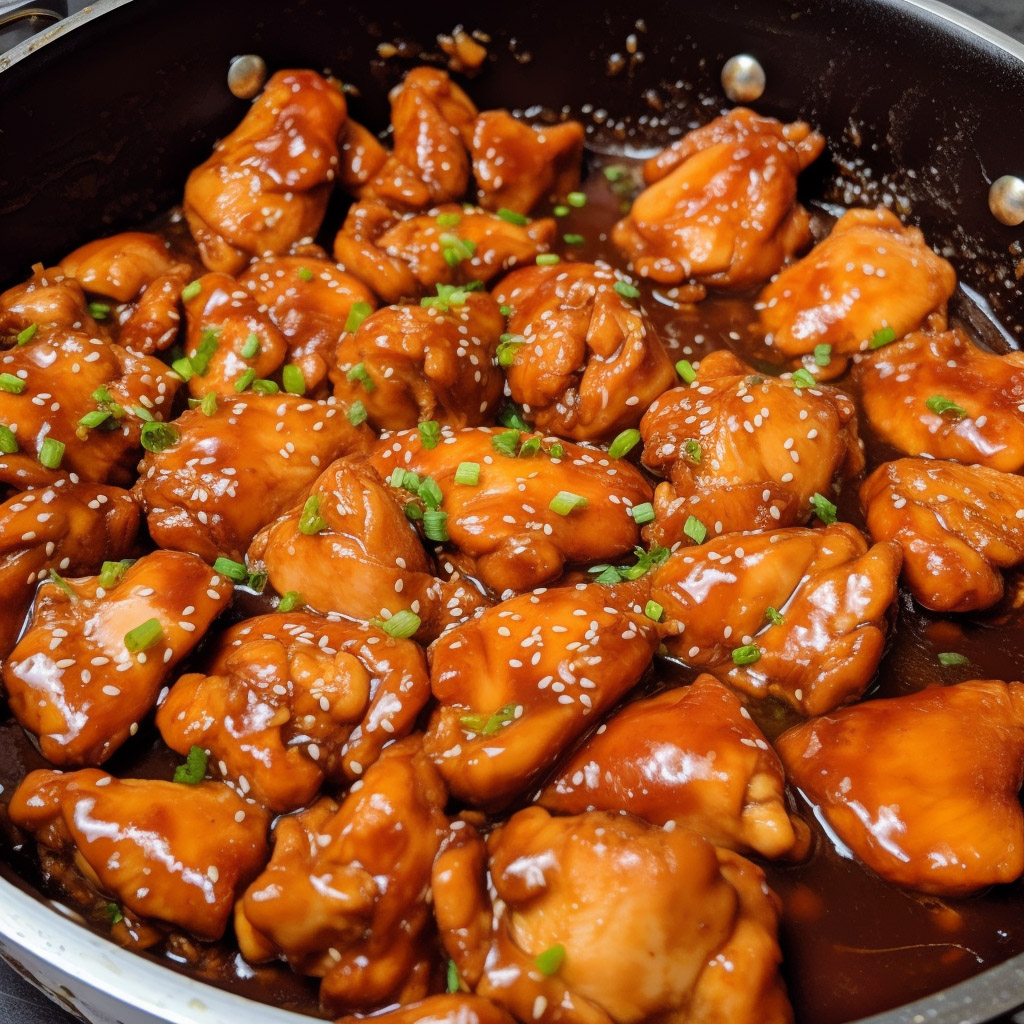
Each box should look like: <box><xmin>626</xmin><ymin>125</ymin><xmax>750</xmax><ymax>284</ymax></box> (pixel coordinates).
<box><xmin>227</xmin><ymin>55</ymin><xmax>268</xmax><ymax>99</ymax></box>
<box><xmin>989</xmin><ymin>175</ymin><xmax>1024</xmax><ymax>227</ymax></box>
<box><xmin>721</xmin><ymin>54</ymin><xmax>766</xmax><ymax>103</ymax></box>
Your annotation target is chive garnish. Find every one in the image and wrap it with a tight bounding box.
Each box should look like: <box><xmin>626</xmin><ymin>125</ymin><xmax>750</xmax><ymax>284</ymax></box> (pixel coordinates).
<box><xmin>124</xmin><ymin>617</ymin><xmax>164</xmax><ymax>653</ymax></box>
<box><xmin>172</xmin><ymin>745</ymin><xmax>207</xmax><ymax>785</ymax></box>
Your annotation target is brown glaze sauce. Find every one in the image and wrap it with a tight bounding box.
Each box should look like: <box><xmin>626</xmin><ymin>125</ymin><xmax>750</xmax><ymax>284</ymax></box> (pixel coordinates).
<box><xmin>1</xmin><ymin>141</ymin><xmax>1023</xmax><ymax>1024</ymax></box>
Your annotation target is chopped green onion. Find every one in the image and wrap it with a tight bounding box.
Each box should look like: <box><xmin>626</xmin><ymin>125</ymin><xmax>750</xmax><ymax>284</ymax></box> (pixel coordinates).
<box><xmin>766</xmin><ymin>606</ymin><xmax>785</xmax><ymax>626</ymax></box>
<box><xmin>417</xmin><ymin>476</ymin><xmax>443</xmax><ymax>511</ymax></box>
<box><xmin>103</xmin><ymin>902</ymin><xmax>124</xmax><ymax>925</ymax></box>
<box><xmin>732</xmin><ymin>644</ymin><xmax>761</xmax><ymax>665</ymax></box>
<box><xmin>566</xmin><ymin>191</ymin><xmax>587</xmax><ymax>208</ymax></box>
<box><xmin>0</xmin><ymin>373</ymin><xmax>25</xmax><ymax>394</ymax></box>
<box><xmin>491</xmin><ymin>429</ymin><xmax>521</xmax><ymax>457</ymax></box>
<box><xmin>608</xmin><ymin>428</ymin><xmax>641</xmax><ymax>459</ymax></box>
<box><xmin>88</xmin><ymin>302</ymin><xmax>111</xmax><ymax>320</ymax></box>
<box><xmin>548</xmin><ymin>442</ymin><xmax>565</xmax><ymax>459</ymax></box>
<box><xmin>346</xmin><ymin>362</ymin><xmax>375</xmax><ymax>393</ymax></box>
<box><xmin>534</xmin><ymin>943</ymin><xmax>566</xmax><ymax>975</ymax></box>
<box><xmin>926</xmin><ymin>395</ymin><xmax>967</xmax><ymax>419</ymax></box>
<box><xmin>869</xmin><ymin>325</ymin><xmax>896</xmax><ymax>349</ymax></box>
<box><xmin>536</xmin><ymin>253</ymin><xmax>560</xmax><ymax>266</ymax></box>
<box><xmin>461</xmin><ymin>702</ymin><xmax>520</xmax><ymax>736</ymax></box>
<box><xmin>563</xmin><ymin>233</ymin><xmax>585</xmax><ymax>246</ymax></box>
<box><xmin>404</xmin><ymin>502</ymin><xmax>424</xmax><ymax>522</ymax></box>
<box><xmin>0</xmin><ymin>425</ymin><xmax>18</xmax><ymax>454</ymax></box>
<box><xmin>454</xmin><ymin>461</ymin><xmax>480</xmax><ymax>486</ymax></box>
<box><xmin>791</xmin><ymin>368</ymin><xmax>817</xmax><ymax>389</ymax></box>
<box><xmin>200</xmin><ymin>391</ymin><xmax>218</xmax><ymax>416</ymax></box>
<box><xmin>621</xmin><ymin>545</ymin><xmax>670</xmax><ymax>581</ymax></box>
<box><xmin>297</xmin><ymin>266</ymin><xmax>314</xmax><ymax>282</ymax></box>
<box><xmin>439</xmin><ymin>233</ymin><xmax>477</xmax><ymax>267</ymax></box>
<box><xmin>423</xmin><ymin>508</ymin><xmax>449</xmax><ymax>542</ymax></box>
<box><xmin>233</xmin><ymin>368</ymin><xmax>256</xmax><ymax>393</ymax></box>
<box><xmin>347</xmin><ymin>400</ymin><xmax>368</xmax><ymax>426</ymax></box>
<box><xmin>676</xmin><ymin>359</ymin><xmax>697</xmax><ymax>384</ymax></box>
<box><xmin>16</xmin><ymin>323</ymin><xmax>38</xmax><ymax>345</ymax></box>
<box><xmin>98</xmin><ymin>559</ymin><xmax>133</xmax><ymax>588</ymax></box>
<box><xmin>131</xmin><ymin>404</ymin><xmax>154</xmax><ymax>422</ymax></box>
<box><xmin>345</xmin><ymin>301</ymin><xmax>373</xmax><ymax>334</ymax></box>
<box><xmin>684</xmin><ymin>439</ymin><xmax>702</xmax><ymax>464</ymax></box>
<box><xmin>603</xmin><ymin>165</ymin><xmax>627</xmax><ymax>182</ymax></box>
<box><xmin>813</xmin><ymin>343</ymin><xmax>832</xmax><ymax>367</ymax></box>
<box><xmin>79</xmin><ymin>410</ymin><xmax>112</xmax><ymax>430</ymax></box>
<box><xmin>171</xmin><ymin>357</ymin><xmax>194</xmax><ymax>381</ymax></box>
<box><xmin>298</xmin><ymin>494</ymin><xmax>327</xmax><ymax>535</ymax></box>
<box><xmin>38</xmin><ymin>437</ymin><xmax>65</xmax><ymax>470</ymax></box>
<box><xmin>497</xmin><ymin>403</ymin><xmax>530</xmax><ymax>431</ymax></box>
<box><xmin>549</xmin><ymin>490</ymin><xmax>588</xmax><ymax>515</ymax></box>
<box><xmin>282</xmin><ymin>364</ymin><xmax>306</xmax><ymax>396</ymax></box>
<box><xmin>553</xmin><ymin>204</ymin><xmax>570</xmax><ymax>217</ymax></box>
<box><xmin>517</xmin><ymin>437</ymin><xmax>540</xmax><ymax>458</ymax></box>
<box><xmin>212</xmin><ymin>556</ymin><xmax>248</xmax><ymax>582</ymax></box>
<box><xmin>418</xmin><ymin>420</ymin><xmax>441</xmax><ymax>449</ymax></box>
<box><xmin>630</xmin><ymin>502</ymin><xmax>656</xmax><ymax>525</ymax></box>
<box><xmin>613</xmin><ymin>280</ymin><xmax>640</xmax><ymax>299</ymax></box>
<box><xmin>436</xmin><ymin>212</ymin><xmax>461</xmax><ymax>228</ymax></box>
<box><xmin>278</xmin><ymin>590</ymin><xmax>304</xmax><ymax>612</ymax></box>
<box><xmin>644</xmin><ymin>599</ymin><xmax>664</xmax><ymax>622</ymax></box>
<box><xmin>181</xmin><ymin>281</ymin><xmax>202</xmax><ymax>302</ymax></box>
<box><xmin>190</xmin><ymin>326</ymin><xmax>221</xmax><ymax>376</ymax></box>
<box><xmin>497</xmin><ymin>207</ymin><xmax>529</xmax><ymax>225</ymax></box>
<box><xmin>246</xmin><ymin>570</ymin><xmax>268</xmax><ymax>593</ymax></box>
<box><xmin>683</xmin><ymin>514</ymin><xmax>707</xmax><ymax>545</ymax></box>
<box><xmin>48</xmin><ymin>569</ymin><xmax>76</xmax><ymax>599</ymax></box>
<box><xmin>938</xmin><ymin>651</ymin><xmax>970</xmax><ymax>666</ymax></box>
<box><xmin>124</xmin><ymin>617</ymin><xmax>164</xmax><ymax>653</ymax></box>
<box><xmin>497</xmin><ymin>334</ymin><xmax>526</xmax><ymax>367</ymax></box>
<box><xmin>499</xmin><ymin>303</ymin><xmax>512</xmax><ymax>317</ymax></box>
<box><xmin>241</xmin><ymin>333</ymin><xmax>260</xmax><ymax>359</ymax></box>
<box><xmin>810</xmin><ymin>492</ymin><xmax>838</xmax><ymax>525</ymax></box>
<box><xmin>446</xmin><ymin>959</ymin><xmax>461</xmax><ymax>993</ymax></box>
<box><xmin>591</xmin><ymin>565</ymin><xmax>621</xmax><ymax>584</ymax></box>
<box><xmin>252</xmin><ymin>378</ymin><xmax>279</xmax><ymax>395</ymax></box>
<box><xmin>173</xmin><ymin>745</ymin><xmax>207</xmax><ymax>785</ymax></box>
<box><xmin>379</xmin><ymin>610</ymin><xmax>421</xmax><ymax>638</ymax></box>
<box><xmin>140</xmin><ymin>421</ymin><xmax>179</xmax><ymax>453</ymax></box>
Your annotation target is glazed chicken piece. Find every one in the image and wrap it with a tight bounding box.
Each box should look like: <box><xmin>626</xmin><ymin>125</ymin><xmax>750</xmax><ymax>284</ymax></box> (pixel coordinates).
<box><xmin>651</xmin><ymin>524</ymin><xmax>901</xmax><ymax>715</ymax></box>
<box><xmin>423</xmin><ymin>581</ymin><xmax>658</xmax><ymax>809</ymax></box>
<box><xmin>861</xmin><ymin>458</ymin><xmax>1024</xmax><ymax>612</ymax></box>
<box><xmin>777</xmin><ymin>679</ymin><xmax>1024</xmax><ymax>896</ymax></box>
<box><xmin>539</xmin><ymin>675</ymin><xmax>805</xmax><ymax>859</ymax></box>
<box><xmin>59</xmin><ymin>231</ymin><xmax>178</xmax><ymax>303</ymax></box>
<box><xmin>337</xmin><ymin>118</ymin><xmax>389</xmax><ymax>196</ymax></box>
<box><xmin>134</xmin><ymin>392</ymin><xmax>368</xmax><ymax>562</ymax></box>
<box><xmin>758</xmin><ymin>208</ymin><xmax>956</xmax><ymax>360</ymax></box>
<box><xmin>0</xmin><ymin>264</ymin><xmax>106</xmax><ymax>340</ymax></box>
<box><xmin>3</xmin><ymin>549</ymin><xmax>234</xmax><ymax>766</ymax></box>
<box><xmin>336</xmin><ymin>995</ymin><xmax>516</xmax><ymax>1024</ymax></box>
<box><xmin>0</xmin><ymin>482</ymin><xmax>140</xmax><ymax>659</ymax></box>
<box><xmin>640</xmin><ymin>350</ymin><xmax>864</xmax><ymax>545</ymax></box>
<box><xmin>238</xmin><ymin>254</ymin><xmax>377</xmax><ymax>393</ymax></box>
<box><xmin>612</xmin><ymin>108</ymin><xmax>824</xmax><ymax>289</ymax></box>
<box><xmin>116</xmin><ymin>263</ymin><xmax>192</xmax><ymax>354</ymax></box>
<box><xmin>855</xmin><ymin>328</ymin><xmax>1024</xmax><ymax>472</ymax></box>
<box><xmin>235</xmin><ymin>735</ymin><xmax>449</xmax><ymax>1015</ymax></box>
<box><xmin>184</xmin><ymin>69</ymin><xmax>347</xmax><ymax>274</ymax></box>
<box><xmin>330</xmin><ymin>289</ymin><xmax>504</xmax><ymax>430</ymax></box>
<box><xmin>471</xmin><ymin>110</ymin><xmax>585</xmax><ymax>214</ymax></box>
<box><xmin>432</xmin><ymin>808</ymin><xmax>792</xmax><ymax>1024</ymax></box>
<box><xmin>493</xmin><ymin>263</ymin><xmax>678</xmax><ymax>440</ymax></box>
<box><xmin>10</xmin><ymin>768</ymin><xmax>269</xmax><ymax>941</ymax></box>
<box><xmin>333</xmin><ymin>201</ymin><xmax>555</xmax><ymax>305</ymax></box>
<box><xmin>248</xmin><ymin>456</ymin><xmax>486</xmax><ymax>641</ymax></box>
<box><xmin>0</xmin><ymin>327</ymin><xmax>180</xmax><ymax>488</ymax></box>
<box><xmin>157</xmin><ymin>611</ymin><xmax>431</xmax><ymax>810</ymax></box>
<box><xmin>369</xmin><ymin>426</ymin><xmax>654</xmax><ymax>595</ymax></box>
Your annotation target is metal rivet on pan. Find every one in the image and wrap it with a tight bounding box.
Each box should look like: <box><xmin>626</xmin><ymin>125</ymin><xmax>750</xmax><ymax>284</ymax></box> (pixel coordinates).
<box><xmin>227</xmin><ymin>55</ymin><xmax>268</xmax><ymax>99</ymax></box>
<box><xmin>989</xmin><ymin>175</ymin><xmax>1024</xmax><ymax>227</ymax></box>
<box><xmin>721</xmin><ymin>54</ymin><xmax>766</xmax><ymax>103</ymax></box>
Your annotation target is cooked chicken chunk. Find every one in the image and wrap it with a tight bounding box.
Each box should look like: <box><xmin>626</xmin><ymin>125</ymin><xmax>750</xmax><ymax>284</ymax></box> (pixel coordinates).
<box><xmin>433</xmin><ymin>808</ymin><xmax>792</xmax><ymax>1024</ymax></box>
<box><xmin>855</xmin><ymin>328</ymin><xmax>1024</xmax><ymax>472</ymax></box>
<box><xmin>59</xmin><ymin>232</ymin><xmax>178</xmax><ymax>304</ymax></box>
<box><xmin>330</xmin><ymin>289</ymin><xmax>504</xmax><ymax>430</ymax></box>
<box><xmin>423</xmin><ymin>581</ymin><xmax>657</xmax><ymax>809</ymax></box>
<box><xmin>335</xmin><ymin>995</ymin><xmax>516</xmax><ymax>1024</ymax></box>
<box><xmin>640</xmin><ymin>350</ymin><xmax>864</xmax><ymax>545</ymax></box>
<box><xmin>613</xmin><ymin>108</ymin><xmax>824</xmax><ymax>289</ymax></box>
<box><xmin>651</xmin><ymin>524</ymin><xmax>900</xmax><ymax>715</ymax></box>
<box><xmin>116</xmin><ymin>263</ymin><xmax>191</xmax><ymax>354</ymax></box>
<box><xmin>0</xmin><ymin>265</ymin><xmax>106</xmax><ymax>340</ymax></box>
<box><xmin>184</xmin><ymin>69</ymin><xmax>347</xmax><ymax>274</ymax></box>
<box><xmin>235</xmin><ymin>735</ymin><xmax>448</xmax><ymax>1015</ymax></box>
<box><xmin>777</xmin><ymin>679</ymin><xmax>1024</xmax><ymax>895</ymax></box>
<box><xmin>133</xmin><ymin>393</ymin><xmax>368</xmax><ymax>562</ymax></box>
<box><xmin>248</xmin><ymin>456</ymin><xmax>486</xmax><ymax>640</ymax></box>
<box><xmin>758</xmin><ymin>208</ymin><xmax>956</xmax><ymax>360</ymax></box>
<box><xmin>3</xmin><ymin>549</ymin><xmax>233</xmax><ymax>766</ymax></box>
<box><xmin>10</xmin><ymin>768</ymin><xmax>269</xmax><ymax>941</ymax></box>
<box><xmin>539</xmin><ymin>675</ymin><xmax>805</xmax><ymax>859</ymax></box>
<box><xmin>0</xmin><ymin>482</ymin><xmax>140</xmax><ymax>659</ymax></box>
<box><xmin>493</xmin><ymin>263</ymin><xmax>678</xmax><ymax>440</ymax></box>
<box><xmin>369</xmin><ymin>426</ymin><xmax>653</xmax><ymax>595</ymax></box>
<box><xmin>337</xmin><ymin>118</ymin><xmax>389</xmax><ymax>195</ymax></box>
<box><xmin>157</xmin><ymin>611</ymin><xmax>432</xmax><ymax>810</ymax></box>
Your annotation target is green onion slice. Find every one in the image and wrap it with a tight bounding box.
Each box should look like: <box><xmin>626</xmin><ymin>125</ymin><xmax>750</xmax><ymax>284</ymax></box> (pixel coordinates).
<box><xmin>345</xmin><ymin>301</ymin><xmax>373</xmax><ymax>334</ymax></box>
<box><xmin>454</xmin><ymin>461</ymin><xmax>480</xmax><ymax>486</ymax></box>
<box><xmin>298</xmin><ymin>495</ymin><xmax>327</xmax><ymax>535</ymax></box>
<box><xmin>732</xmin><ymin>644</ymin><xmax>761</xmax><ymax>666</ymax></box>
<box><xmin>549</xmin><ymin>490</ymin><xmax>588</xmax><ymax>515</ymax></box>
<box><xmin>675</xmin><ymin>359</ymin><xmax>697</xmax><ymax>384</ymax></box>
<box><xmin>683</xmin><ymin>514</ymin><xmax>707</xmax><ymax>544</ymax></box>
<box><xmin>140</xmin><ymin>421</ymin><xmax>179</xmax><ymax>453</ymax></box>
<box><xmin>212</xmin><ymin>556</ymin><xmax>248</xmax><ymax>582</ymax></box>
<box><xmin>124</xmin><ymin>617</ymin><xmax>164</xmax><ymax>653</ymax></box>
<box><xmin>173</xmin><ymin>745</ymin><xmax>208</xmax><ymax>785</ymax></box>
<box><xmin>810</xmin><ymin>492</ymin><xmax>838</xmax><ymax>525</ymax></box>
<box><xmin>608</xmin><ymin>428</ymin><xmax>640</xmax><ymax>459</ymax></box>
<box><xmin>38</xmin><ymin>437</ymin><xmax>65</xmax><ymax>470</ymax></box>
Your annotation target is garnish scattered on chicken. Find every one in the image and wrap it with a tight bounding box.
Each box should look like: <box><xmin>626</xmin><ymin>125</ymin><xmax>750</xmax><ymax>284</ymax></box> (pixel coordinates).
<box><xmin>423</xmin><ymin>581</ymin><xmax>657</xmax><ymax>809</ymax></box>
<box><xmin>235</xmin><ymin>735</ymin><xmax>448</xmax><ymax>1015</ymax></box>
<box><xmin>650</xmin><ymin>524</ymin><xmax>900</xmax><ymax>715</ymax></box>
<box><xmin>369</xmin><ymin>425</ymin><xmax>653</xmax><ymax>595</ymax></box>
<box><xmin>777</xmin><ymin>679</ymin><xmax>1024</xmax><ymax>896</ymax></box>
<box><xmin>248</xmin><ymin>456</ymin><xmax>486</xmax><ymax>640</ymax></box>
<box><xmin>10</xmin><ymin>768</ymin><xmax>269</xmax><ymax>941</ymax></box>
<box><xmin>134</xmin><ymin>393</ymin><xmax>369</xmax><ymax>562</ymax></box>
<box><xmin>331</xmin><ymin>285</ymin><xmax>504</xmax><ymax>430</ymax></box>
<box><xmin>757</xmin><ymin>208</ymin><xmax>956</xmax><ymax>362</ymax></box>
<box><xmin>157</xmin><ymin>611</ymin><xmax>432</xmax><ymax>810</ymax></box>
<box><xmin>539</xmin><ymin>675</ymin><xmax>806</xmax><ymax>859</ymax></box>
<box><xmin>184</xmin><ymin>69</ymin><xmax>347</xmax><ymax>274</ymax></box>
<box><xmin>855</xmin><ymin>328</ymin><xmax>1024</xmax><ymax>471</ymax></box>
<box><xmin>433</xmin><ymin>807</ymin><xmax>793</xmax><ymax>1024</ymax></box>
<box><xmin>3</xmin><ymin>549</ymin><xmax>233</xmax><ymax>766</ymax></box>
<box><xmin>639</xmin><ymin>350</ymin><xmax>864</xmax><ymax>545</ymax></box>
<box><xmin>493</xmin><ymin>263</ymin><xmax>678</xmax><ymax>440</ymax></box>
<box><xmin>613</xmin><ymin>108</ymin><xmax>824</xmax><ymax>289</ymax></box>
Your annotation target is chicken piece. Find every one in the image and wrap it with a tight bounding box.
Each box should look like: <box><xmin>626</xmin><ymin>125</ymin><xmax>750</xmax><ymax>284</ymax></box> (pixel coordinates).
<box><xmin>539</xmin><ymin>675</ymin><xmax>805</xmax><ymax>859</ymax></box>
<box><xmin>0</xmin><ymin>482</ymin><xmax>140</xmax><ymax>660</ymax></box>
<box><xmin>758</xmin><ymin>208</ymin><xmax>956</xmax><ymax>360</ymax></box>
<box><xmin>157</xmin><ymin>611</ymin><xmax>431</xmax><ymax>810</ymax></box>
<box><xmin>612</xmin><ymin>108</ymin><xmax>824</xmax><ymax>289</ymax></box>
<box><xmin>855</xmin><ymin>328</ymin><xmax>1024</xmax><ymax>472</ymax></box>
<box><xmin>0</xmin><ymin>265</ymin><xmax>105</xmax><ymax>340</ymax></box>
<box><xmin>116</xmin><ymin>263</ymin><xmax>191</xmax><ymax>355</ymax></box>
<box><xmin>330</xmin><ymin>290</ymin><xmax>503</xmax><ymax>430</ymax></box>
<box><xmin>651</xmin><ymin>524</ymin><xmax>900</xmax><ymax>715</ymax></box>
<box><xmin>423</xmin><ymin>581</ymin><xmax>658</xmax><ymax>809</ymax></box>
<box><xmin>3</xmin><ymin>549</ymin><xmax>233</xmax><ymax>766</ymax></box>
<box><xmin>235</xmin><ymin>735</ymin><xmax>449</xmax><ymax>1015</ymax></box>
<box><xmin>861</xmin><ymin>458</ymin><xmax>1024</xmax><ymax>613</ymax></box>
<box><xmin>335</xmin><ymin>995</ymin><xmax>516</xmax><ymax>1024</ymax></box>
<box><xmin>134</xmin><ymin>392</ymin><xmax>368</xmax><ymax>562</ymax></box>
<box><xmin>640</xmin><ymin>350</ymin><xmax>864</xmax><ymax>545</ymax></box>
<box><xmin>10</xmin><ymin>768</ymin><xmax>269</xmax><ymax>941</ymax></box>
<box><xmin>777</xmin><ymin>679</ymin><xmax>1024</xmax><ymax>895</ymax></box>
<box><xmin>333</xmin><ymin>201</ymin><xmax>555</xmax><ymax>305</ymax></box>
<box><xmin>248</xmin><ymin>456</ymin><xmax>486</xmax><ymax>641</ymax></box>
<box><xmin>181</xmin><ymin>272</ymin><xmax>289</xmax><ymax>399</ymax></box>
<box><xmin>0</xmin><ymin>327</ymin><xmax>180</xmax><ymax>488</ymax></box>
<box><xmin>237</xmin><ymin>255</ymin><xmax>376</xmax><ymax>393</ymax></box>
<box><xmin>59</xmin><ymin>232</ymin><xmax>177</xmax><ymax>303</ymax></box>
<box><xmin>493</xmin><ymin>263</ymin><xmax>678</xmax><ymax>440</ymax></box>
<box><xmin>369</xmin><ymin>426</ymin><xmax>653</xmax><ymax>595</ymax></box>
<box><xmin>337</xmin><ymin>118</ymin><xmax>389</xmax><ymax>194</ymax></box>
<box><xmin>184</xmin><ymin>69</ymin><xmax>347</xmax><ymax>274</ymax></box>
<box><xmin>471</xmin><ymin>111</ymin><xmax>585</xmax><ymax>214</ymax></box>
<box><xmin>432</xmin><ymin>808</ymin><xmax>792</xmax><ymax>1024</ymax></box>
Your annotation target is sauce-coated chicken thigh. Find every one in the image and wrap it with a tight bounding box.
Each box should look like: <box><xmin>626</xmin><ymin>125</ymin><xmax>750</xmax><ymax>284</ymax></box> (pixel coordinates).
<box><xmin>59</xmin><ymin>232</ymin><xmax>179</xmax><ymax>304</ymax></box>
